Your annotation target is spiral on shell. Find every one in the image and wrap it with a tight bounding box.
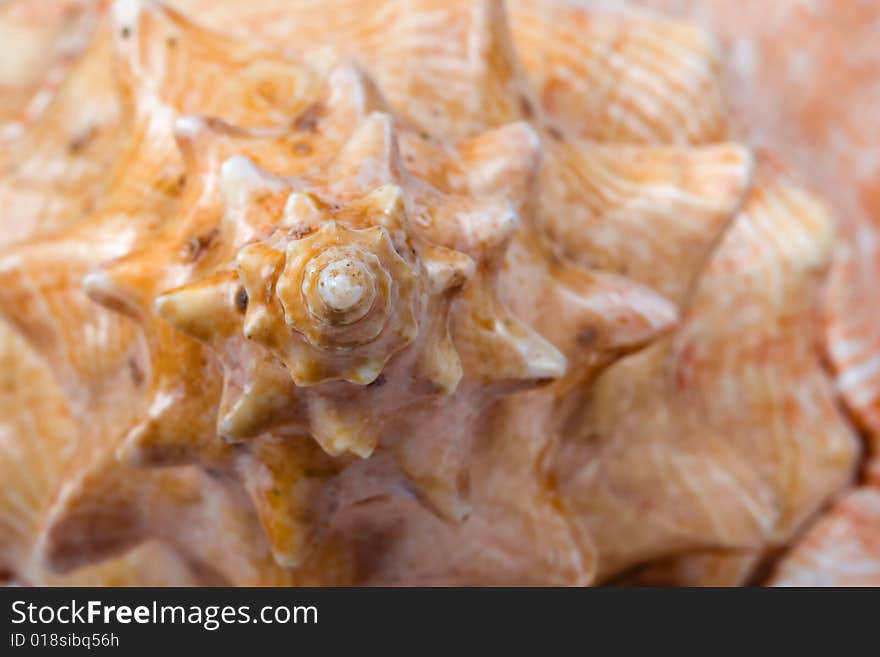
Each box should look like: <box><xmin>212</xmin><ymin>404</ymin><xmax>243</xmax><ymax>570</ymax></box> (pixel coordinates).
<box><xmin>234</xmin><ymin>187</ymin><xmax>422</xmax><ymax>387</ymax></box>
<box><xmin>279</xmin><ymin>221</ymin><xmax>416</xmax><ymax>353</ymax></box>
<box><xmin>302</xmin><ymin>248</ymin><xmax>382</xmax><ymax>332</ymax></box>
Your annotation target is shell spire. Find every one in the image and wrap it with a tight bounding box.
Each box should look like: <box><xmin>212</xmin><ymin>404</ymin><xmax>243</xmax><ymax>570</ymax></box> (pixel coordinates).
<box><xmin>151</xmin><ymin>109</ymin><xmax>537</xmax><ymax>459</ymax></box>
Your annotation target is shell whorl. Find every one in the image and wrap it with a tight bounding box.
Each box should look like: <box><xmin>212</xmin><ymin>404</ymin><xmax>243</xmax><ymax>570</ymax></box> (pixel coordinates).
<box><xmin>283</xmin><ymin>230</ymin><xmax>404</xmax><ymax>350</ymax></box>
<box><xmin>306</xmin><ymin>250</ymin><xmax>379</xmax><ymax>327</ymax></box>
<box><xmin>151</xmin><ymin>102</ymin><xmax>530</xmax><ymax>459</ymax></box>
<box><xmin>238</xmin><ymin>196</ymin><xmax>421</xmax><ymax>386</ymax></box>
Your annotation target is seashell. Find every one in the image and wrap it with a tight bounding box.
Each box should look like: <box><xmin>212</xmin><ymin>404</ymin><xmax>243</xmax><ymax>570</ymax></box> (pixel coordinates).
<box><xmin>0</xmin><ymin>0</ymin><xmax>862</xmax><ymax>586</ymax></box>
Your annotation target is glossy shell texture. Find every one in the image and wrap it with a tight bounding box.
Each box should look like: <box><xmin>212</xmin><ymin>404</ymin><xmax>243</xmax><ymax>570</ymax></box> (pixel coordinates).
<box><xmin>0</xmin><ymin>0</ymin><xmax>866</xmax><ymax>585</ymax></box>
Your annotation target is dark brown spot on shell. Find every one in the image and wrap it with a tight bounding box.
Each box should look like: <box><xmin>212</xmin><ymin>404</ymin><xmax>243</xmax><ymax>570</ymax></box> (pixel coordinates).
<box><xmin>183</xmin><ymin>228</ymin><xmax>218</xmax><ymax>262</ymax></box>
<box><xmin>120</xmin><ymin>26</ymin><xmax>131</xmax><ymax>38</ymax></box>
<box><xmin>128</xmin><ymin>357</ymin><xmax>144</xmax><ymax>386</ymax></box>
<box><xmin>519</xmin><ymin>94</ymin><xmax>535</xmax><ymax>118</ymax></box>
<box><xmin>577</xmin><ymin>326</ymin><xmax>598</xmax><ymax>347</ymax></box>
<box><xmin>367</xmin><ymin>374</ymin><xmax>387</xmax><ymax>388</ymax></box>
<box><xmin>156</xmin><ymin>170</ymin><xmax>187</xmax><ymax>197</ymax></box>
<box><xmin>577</xmin><ymin>432</ymin><xmax>603</xmax><ymax>449</ymax></box>
<box><xmin>235</xmin><ymin>287</ymin><xmax>249</xmax><ymax>313</ymax></box>
<box><xmin>68</xmin><ymin>126</ymin><xmax>97</xmax><ymax>154</ymax></box>
<box><xmin>289</xmin><ymin>225</ymin><xmax>315</xmax><ymax>239</ymax></box>
<box><xmin>547</xmin><ymin>125</ymin><xmax>564</xmax><ymax>141</ymax></box>
<box><xmin>294</xmin><ymin>102</ymin><xmax>325</xmax><ymax>132</ymax></box>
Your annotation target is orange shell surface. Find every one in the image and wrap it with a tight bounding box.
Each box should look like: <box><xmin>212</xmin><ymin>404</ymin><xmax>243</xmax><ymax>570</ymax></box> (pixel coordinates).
<box><xmin>0</xmin><ymin>0</ymin><xmax>873</xmax><ymax>585</ymax></box>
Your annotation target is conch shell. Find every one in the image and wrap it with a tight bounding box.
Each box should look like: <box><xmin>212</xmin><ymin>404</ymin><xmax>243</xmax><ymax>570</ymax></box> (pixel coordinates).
<box><xmin>621</xmin><ymin>0</ymin><xmax>880</xmax><ymax>585</ymax></box>
<box><xmin>0</xmin><ymin>0</ymin><xmax>862</xmax><ymax>585</ymax></box>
